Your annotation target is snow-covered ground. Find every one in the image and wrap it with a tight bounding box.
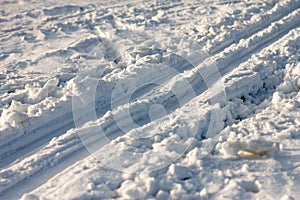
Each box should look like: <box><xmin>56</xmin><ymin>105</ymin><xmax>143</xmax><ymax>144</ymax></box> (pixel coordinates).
<box><xmin>0</xmin><ymin>0</ymin><xmax>299</xmax><ymax>199</ymax></box>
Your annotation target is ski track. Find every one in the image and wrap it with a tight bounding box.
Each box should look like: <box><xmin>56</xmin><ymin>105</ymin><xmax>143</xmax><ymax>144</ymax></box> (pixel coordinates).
<box><xmin>0</xmin><ymin>0</ymin><xmax>298</xmax><ymax>163</ymax></box>
<box><xmin>18</xmin><ymin>26</ymin><xmax>300</xmax><ymax>200</ymax></box>
<box><xmin>0</xmin><ymin>0</ymin><xmax>299</xmax><ymax>198</ymax></box>
<box><xmin>1</xmin><ymin>0</ymin><xmax>299</xmax><ymax>182</ymax></box>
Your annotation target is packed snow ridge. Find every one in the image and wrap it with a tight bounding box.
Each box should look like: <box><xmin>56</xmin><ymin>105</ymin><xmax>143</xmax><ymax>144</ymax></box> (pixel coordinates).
<box><xmin>0</xmin><ymin>0</ymin><xmax>300</xmax><ymax>199</ymax></box>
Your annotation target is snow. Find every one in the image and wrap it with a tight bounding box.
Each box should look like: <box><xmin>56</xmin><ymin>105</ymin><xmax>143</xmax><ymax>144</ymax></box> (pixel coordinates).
<box><xmin>0</xmin><ymin>0</ymin><xmax>300</xmax><ymax>199</ymax></box>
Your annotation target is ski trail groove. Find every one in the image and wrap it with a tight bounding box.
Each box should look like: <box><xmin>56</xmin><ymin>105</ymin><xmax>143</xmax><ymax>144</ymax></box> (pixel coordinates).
<box><xmin>1</xmin><ymin>0</ymin><xmax>297</xmax><ymax>164</ymax></box>
<box><xmin>0</xmin><ymin>6</ymin><xmax>299</xmax><ymax>197</ymax></box>
<box><xmin>10</xmin><ymin>25</ymin><xmax>296</xmax><ymax>200</ymax></box>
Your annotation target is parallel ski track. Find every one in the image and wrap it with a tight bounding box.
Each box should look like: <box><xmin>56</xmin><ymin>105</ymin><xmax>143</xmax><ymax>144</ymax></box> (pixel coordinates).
<box><xmin>1</xmin><ymin>0</ymin><xmax>298</xmax><ymax>165</ymax></box>
<box><xmin>0</xmin><ymin>3</ymin><xmax>299</xmax><ymax>198</ymax></box>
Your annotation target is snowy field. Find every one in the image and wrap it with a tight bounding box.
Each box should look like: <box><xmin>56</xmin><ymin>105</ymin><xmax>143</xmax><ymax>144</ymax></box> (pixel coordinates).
<box><xmin>0</xmin><ymin>0</ymin><xmax>299</xmax><ymax>199</ymax></box>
